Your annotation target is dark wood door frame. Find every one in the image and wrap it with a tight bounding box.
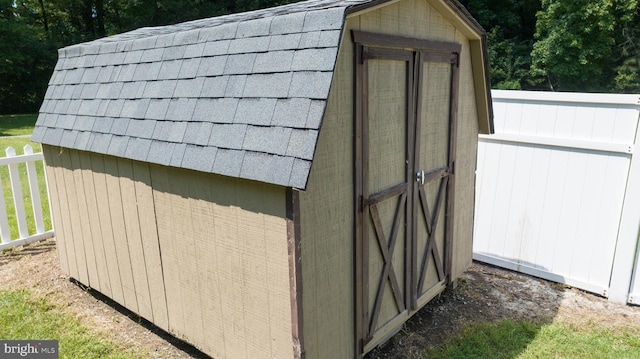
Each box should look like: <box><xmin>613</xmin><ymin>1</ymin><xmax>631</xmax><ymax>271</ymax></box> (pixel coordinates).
<box><xmin>353</xmin><ymin>30</ymin><xmax>461</xmax><ymax>358</ymax></box>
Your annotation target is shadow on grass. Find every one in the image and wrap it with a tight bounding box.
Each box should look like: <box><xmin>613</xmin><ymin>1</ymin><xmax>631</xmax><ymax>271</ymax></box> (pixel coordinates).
<box><xmin>365</xmin><ymin>262</ymin><xmax>565</xmax><ymax>359</ymax></box>
<box><xmin>0</xmin><ymin>114</ymin><xmax>38</xmax><ymax>137</ymax></box>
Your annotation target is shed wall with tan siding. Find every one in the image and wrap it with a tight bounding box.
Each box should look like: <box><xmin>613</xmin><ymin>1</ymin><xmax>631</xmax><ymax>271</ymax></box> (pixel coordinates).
<box><xmin>43</xmin><ymin>145</ymin><xmax>294</xmax><ymax>359</ymax></box>
<box><xmin>298</xmin><ymin>2</ymin><xmax>480</xmax><ymax>357</ymax></box>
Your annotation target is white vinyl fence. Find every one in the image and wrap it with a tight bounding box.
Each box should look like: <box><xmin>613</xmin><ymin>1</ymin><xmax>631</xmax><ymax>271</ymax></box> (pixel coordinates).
<box><xmin>0</xmin><ymin>145</ymin><xmax>54</xmax><ymax>251</ymax></box>
<box><xmin>474</xmin><ymin>90</ymin><xmax>640</xmax><ymax>304</ymax></box>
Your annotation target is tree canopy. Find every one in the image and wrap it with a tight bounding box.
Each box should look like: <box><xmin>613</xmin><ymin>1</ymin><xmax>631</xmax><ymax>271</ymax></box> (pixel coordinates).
<box><xmin>1</xmin><ymin>0</ymin><xmax>639</xmax><ymax>114</ymax></box>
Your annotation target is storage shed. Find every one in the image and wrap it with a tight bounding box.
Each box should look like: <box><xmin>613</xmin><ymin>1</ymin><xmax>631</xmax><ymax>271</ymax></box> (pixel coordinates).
<box><xmin>32</xmin><ymin>0</ymin><xmax>493</xmax><ymax>358</ymax></box>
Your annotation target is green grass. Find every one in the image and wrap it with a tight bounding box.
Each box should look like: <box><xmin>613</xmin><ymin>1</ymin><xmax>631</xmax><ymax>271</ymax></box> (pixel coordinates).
<box><xmin>0</xmin><ymin>114</ymin><xmax>38</xmax><ymax>137</ymax></box>
<box><xmin>0</xmin><ymin>289</ymin><xmax>135</xmax><ymax>359</ymax></box>
<box><xmin>425</xmin><ymin>320</ymin><xmax>640</xmax><ymax>359</ymax></box>
<box><xmin>0</xmin><ymin>137</ymin><xmax>52</xmax><ymax>241</ymax></box>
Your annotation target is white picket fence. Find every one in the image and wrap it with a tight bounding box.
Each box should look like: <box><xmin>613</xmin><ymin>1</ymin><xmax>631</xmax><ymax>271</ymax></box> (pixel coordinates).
<box><xmin>0</xmin><ymin>144</ymin><xmax>54</xmax><ymax>251</ymax></box>
<box><xmin>474</xmin><ymin>90</ymin><xmax>640</xmax><ymax>304</ymax></box>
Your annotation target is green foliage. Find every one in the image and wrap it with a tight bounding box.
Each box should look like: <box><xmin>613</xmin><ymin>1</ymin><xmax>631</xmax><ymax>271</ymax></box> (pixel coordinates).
<box><xmin>530</xmin><ymin>0</ymin><xmax>617</xmax><ymax>91</ymax></box>
<box><xmin>425</xmin><ymin>320</ymin><xmax>640</xmax><ymax>359</ymax></box>
<box><xmin>0</xmin><ymin>289</ymin><xmax>134</xmax><ymax>358</ymax></box>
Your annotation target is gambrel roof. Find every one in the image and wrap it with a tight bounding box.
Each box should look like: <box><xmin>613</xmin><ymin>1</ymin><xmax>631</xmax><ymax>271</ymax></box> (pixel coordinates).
<box><xmin>33</xmin><ymin>0</ymin><xmax>490</xmax><ymax>190</ymax></box>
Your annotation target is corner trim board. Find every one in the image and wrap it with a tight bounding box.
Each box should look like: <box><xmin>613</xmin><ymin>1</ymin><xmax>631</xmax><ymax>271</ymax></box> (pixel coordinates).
<box><xmin>286</xmin><ymin>188</ymin><xmax>305</xmax><ymax>359</ymax></box>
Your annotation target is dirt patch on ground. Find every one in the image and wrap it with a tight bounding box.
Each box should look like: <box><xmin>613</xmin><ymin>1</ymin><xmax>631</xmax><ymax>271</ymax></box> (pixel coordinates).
<box><xmin>1</xmin><ymin>239</ymin><xmax>639</xmax><ymax>358</ymax></box>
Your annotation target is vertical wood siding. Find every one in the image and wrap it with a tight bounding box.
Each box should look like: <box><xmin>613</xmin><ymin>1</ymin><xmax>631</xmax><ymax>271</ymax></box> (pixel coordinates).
<box><xmin>474</xmin><ymin>91</ymin><xmax>639</xmax><ymax>298</ymax></box>
<box><xmin>298</xmin><ymin>1</ymin><xmax>481</xmax><ymax>357</ymax></box>
<box><xmin>43</xmin><ymin>146</ymin><xmax>293</xmax><ymax>359</ymax></box>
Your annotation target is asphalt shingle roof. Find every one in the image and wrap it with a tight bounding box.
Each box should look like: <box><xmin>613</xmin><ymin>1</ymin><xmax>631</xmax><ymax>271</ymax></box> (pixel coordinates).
<box><xmin>34</xmin><ymin>0</ymin><xmax>382</xmax><ymax>189</ymax></box>
<box><xmin>33</xmin><ymin>0</ymin><xmax>489</xmax><ymax>189</ymax></box>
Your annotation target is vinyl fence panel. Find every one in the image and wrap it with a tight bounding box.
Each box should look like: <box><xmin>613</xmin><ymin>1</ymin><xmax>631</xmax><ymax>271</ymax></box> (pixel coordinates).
<box><xmin>473</xmin><ymin>90</ymin><xmax>640</xmax><ymax>303</ymax></box>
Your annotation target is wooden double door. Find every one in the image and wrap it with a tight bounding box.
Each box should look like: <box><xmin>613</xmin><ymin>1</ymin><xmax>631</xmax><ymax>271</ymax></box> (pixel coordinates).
<box><xmin>353</xmin><ymin>31</ymin><xmax>461</xmax><ymax>354</ymax></box>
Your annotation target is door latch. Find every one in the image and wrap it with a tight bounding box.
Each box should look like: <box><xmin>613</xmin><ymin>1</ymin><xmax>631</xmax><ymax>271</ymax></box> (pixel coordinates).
<box><xmin>416</xmin><ymin>170</ymin><xmax>425</xmax><ymax>185</ymax></box>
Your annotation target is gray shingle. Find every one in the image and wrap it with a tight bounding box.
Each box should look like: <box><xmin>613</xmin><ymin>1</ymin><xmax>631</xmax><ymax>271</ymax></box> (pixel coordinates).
<box><xmin>151</xmin><ymin>120</ymin><xmax>172</xmax><ymax>141</ymax></box>
<box><xmin>54</xmin><ymin>99</ymin><xmax>71</xmax><ymax>114</ymax></box>
<box><xmin>270</xmin><ymin>12</ymin><xmax>305</xmax><ymax>35</ymax></box>
<box><xmin>99</xmin><ymin>42</ymin><xmax>118</xmax><ymax>54</ymax></box>
<box><xmin>126</xmin><ymin>118</ymin><xmax>156</xmax><ymax>138</ymax></box>
<box><xmin>65</xmin><ymin>68</ymin><xmax>85</xmax><ymax>84</ymax></box>
<box><xmin>107</xmin><ymin>82</ymin><xmax>125</xmax><ymax>99</ymax></box>
<box><xmin>155</xmin><ymin>33</ymin><xmax>176</xmax><ymax>48</ymax></box>
<box><xmin>31</xmin><ymin>127</ymin><xmax>46</xmax><ymax>143</ymax></box>
<box><xmin>212</xmin><ymin>148</ymin><xmax>244</xmax><ymax>177</ymax></box>
<box><xmin>167</xmin><ymin>121</ymin><xmax>188</xmax><ymax>142</ymax></box>
<box><xmin>228</xmin><ymin>37</ymin><xmax>270</xmax><ymax>55</ymax></box>
<box><xmin>131</xmin><ymin>36</ymin><xmax>158</xmax><ymax>51</ymax></box>
<box><xmin>44</xmin><ymin>86</ymin><xmax>56</xmax><ymax>100</ymax></box>
<box><xmin>243</xmin><ymin>73</ymin><xmax>291</xmax><ymax>98</ymax></box>
<box><xmin>298</xmin><ymin>31</ymin><xmax>321</xmax><ymax>49</ymax></box>
<box><xmin>162</xmin><ymin>45</ymin><xmax>187</xmax><ymax>61</ymax></box>
<box><xmin>184</xmin><ymin>43</ymin><xmax>205</xmax><ymax>58</ymax></box>
<box><xmin>74</xmin><ymin>131</ymin><xmax>92</xmax><ymax>151</ymax></box>
<box><xmin>81</xmin><ymin>67</ymin><xmax>100</xmax><ymax>83</ymax></box>
<box><xmin>193</xmin><ymin>98</ymin><xmax>238</xmax><ymax>123</ymax></box>
<box><xmin>67</xmin><ymin>100</ymin><xmax>81</xmax><ymax>115</ymax></box>
<box><xmin>268</xmin><ymin>33</ymin><xmax>302</xmax><ymax>51</ymax></box>
<box><xmin>121</xmin><ymin>82</ymin><xmax>145</xmax><ymax>99</ymax></box>
<box><xmin>224</xmin><ymin>53</ymin><xmax>256</xmax><ymax>75</ymax></box>
<box><xmin>236</xmin><ymin>17</ymin><xmax>272</xmax><ymax>38</ymax></box>
<box><xmin>225</xmin><ymin>75</ymin><xmax>247</xmax><ymax>97</ymax></box>
<box><xmin>116</xmin><ymin>64</ymin><xmax>137</xmax><ymax>82</ymax></box>
<box><xmin>289</xmin><ymin>71</ymin><xmax>333</xmax><ymax>99</ymax></box>
<box><xmin>96</xmin><ymin>66</ymin><xmax>114</xmax><ymax>83</ymax></box>
<box><xmin>182</xmin><ymin>145</ymin><xmax>217</xmax><ymax>172</ymax></box>
<box><xmin>253</xmin><ymin>51</ymin><xmax>294</xmax><ymax>73</ymax></box>
<box><xmin>169</xmin><ymin>143</ymin><xmax>187</xmax><ymax>167</ymax></box>
<box><xmin>107</xmin><ymin>52</ymin><xmax>126</xmax><ymax>66</ymax></box>
<box><xmin>124</xmin><ymin>50</ymin><xmax>144</xmax><ymax>64</ymax></box>
<box><xmin>173</xmin><ymin>78</ymin><xmax>204</xmax><ymax>98</ymax></box>
<box><xmin>82</xmin><ymin>55</ymin><xmax>97</xmax><ymax>68</ymax></box>
<box><xmin>234</xmin><ymin>98</ymin><xmax>277</xmax><ymax>125</ymax></box>
<box><xmin>147</xmin><ymin>141</ymin><xmax>175</xmax><ymax>166</ymax></box>
<box><xmin>286</xmin><ymin>129</ymin><xmax>317</xmax><ymax>160</ymax></box>
<box><xmin>202</xmin><ymin>40</ymin><xmax>231</xmax><ymax>57</ymax></box>
<box><xmin>125</xmin><ymin>137</ymin><xmax>152</xmax><ymax>161</ymax></box>
<box><xmin>319</xmin><ymin>30</ymin><xmax>342</xmax><ymax>47</ymax></box>
<box><xmin>197</xmin><ymin>56</ymin><xmax>227</xmax><ymax>77</ymax></box>
<box><xmin>96</xmin><ymin>100</ymin><xmax>110</xmax><ymax>117</ymax></box>
<box><xmin>40</xmin><ymin>114</ymin><xmax>59</xmax><ymax>127</ymax></box>
<box><xmin>43</xmin><ymin>128</ymin><xmax>64</xmax><ymax>146</ymax></box>
<box><xmin>271</xmin><ymin>98</ymin><xmax>310</xmax><ymax>128</ymax></box>
<box><xmin>240</xmin><ymin>152</ymin><xmax>293</xmax><ymax>186</ymax></box>
<box><xmin>107</xmin><ymin>135</ymin><xmax>129</xmax><ymax>157</ymax></box>
<box><xmin>74</xmin><ymin>116</ymin><xmax>96</xmax><ymax>132</ymax></box>
<box><xmin>307</xmin><ymin>100</ymin><xmax>325</xmax><ymax>128</ymax></box>
<box><xmin>141</xmin><ymin>48</ymin><xmax>164</xmax><ymax>63</ymax></box>
<box><xmin>61</xmin><ymin>130</ymin><xmax>79</xmax><ymax>148</ymax></box>
<box><xmin>178</xmin><ymin>58</ymin><xmax>200</xmax><ymax>79</ymax></box>
<box><xmin>133</xmin><ymin>98</ymin><xmax>151</xmax><ymax>118</ymax></box>
<box><xmin>105</xmin><ymin>99</ymin><xmax>125</xmax><ymax>117</ymax></box>
<box><xmin>291</xmin><ymin>48</ymin><xmax>338</xmax><ymax>71</ymax></box>
<box><xmin>208</xmin><ymin>123</ymin><xmax>247</xmax><ymax>149</ymax></box>
<box><xmin>110</xmin><ymin>118</ymin><xmax>130</xmax><ymax>135</ymax></box>
<box><xmin>198</xmin><ymin>22</ymin><xmax>238</xmax><ymax>42</ymax></box>
<box><xmin>90</xmin><ymin>133</ymin><xmax>112</xmax><ymax>153</ymax></box>
<box><xmin>200</xmin><ymin>76</ymin><xmax>229</xmax><ymax>98</ymax></box>
<box><xmin>56</xmin><ymin>114</ymin><xmax>76</xmax><ymax>130</ymax></box>
<box><xmin>183</xmin><ymin>122</ymin><xmax>213</xmax><ymax>146</ymax></box>
<box><xmin>92</xmin><ymin>117</ymin><xmax>115</xmax><ymax>134</ymax></box>
<box><xmin>133</xmin><ymin>63</ymin><xmax>154</xmax><ymax>81</ymax></box>
<box><xmin>242</xmin><ymin>125</ymin><xmax>292</xmax><ymax>155</ymax></box>
<box><xmin>173</xmin><ymin>29</ymin><xmax>200</xmax><ymax>46</ymax></box>
<box><xmin>303</xmin><ymin>8</ymin><xmax>344</xmax><ymax>32</ymax></box>
<box><xmin>146</xmin><ymin>99</ymin><xmax>171</xmax><ymax>120</ymax></box>
<box><xmin>143</xmin><ymin>80</ymin><xmax>177</xmax><ymax>98</ymax></box>
<box><xmin>62</xmin><ymin>85</ymin><xmax>76</xmax><ymax>100</ymax></box>
<box><xmin>80</xmin><ymin>83</ymin><xmax>100</xmax><ymax>99</ymax></box>
<box><xmin>166</xmin><ymin>98</ymin><xmax>197</xmax><ymax>121</ymax></box>
<box><xmin>157</xmin><ymin>60</ymin><xmax>183</xmax><ymax>80</ymax></box>
<box><xmin>144</xmin><ymin>62</ymin><xmax>163</xmax><ymax>80</ymax></box>
<box><xmin>51</xmin><ymin>84</ymin><xmax>65</xmax><ymax>99</ymax></box>
<box><xmin>289</xmin><ymin>158</ymin><xmax>311</xmax><ymax>189</ymax></box>
<box><xmin>116</xmin><ymin>40</ymin><xmax>133</xmax><ymax>53</ymax></box>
